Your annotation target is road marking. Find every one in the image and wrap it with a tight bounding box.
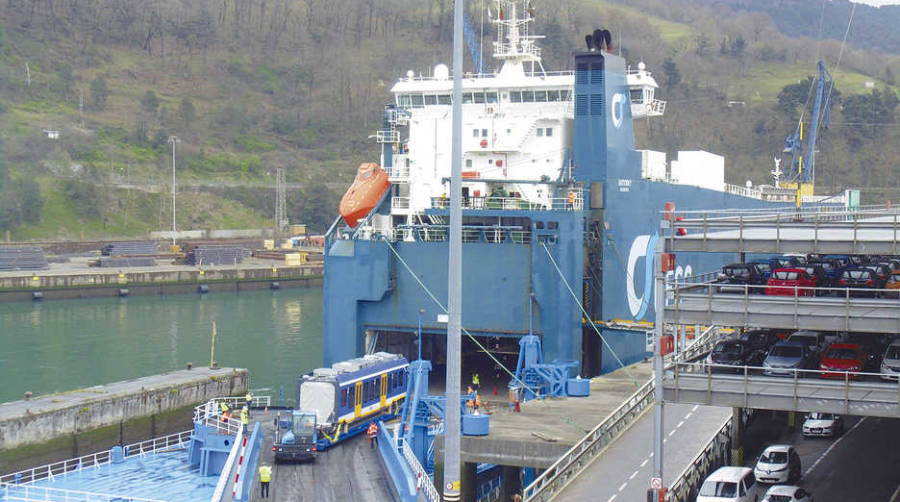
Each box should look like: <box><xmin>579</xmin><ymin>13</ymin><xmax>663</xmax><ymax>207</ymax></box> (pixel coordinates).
<box><xmin>668</xmin><ymin>430</ymin><xmax>676</xmax><ymax>437</ymax></box>
<box><xmin>640</xmin><ymin>459</ymin><xmax>649</xmax><ymax>468</ymax></box>
<box><xmin>677</xmin><ymin>420</ymin><xmax>685</xmax><ymax>428</ymax></box>
<box><xmin>692</xmin><ymin>405</ymin><xmax>699</xmax><ymax>412</ymax></box>
<box><xmin>889</xmin><ymin>481</ymin><xmax>900</xmax><ymax>502</ymax></box>
<box><xmin>803</xmin><ymin>417</ymin><xmax>867</xmax><ymax>477</ymax></box>
<box><xmin>618</xmin><ymin>482</ymin><xmax>628</xmax><ymax>492</ymax></box>
<box><xmin>630</xmin><ymin>470</ymin><xmax>639</xmax><ymax>480</ymax></box>
<box><xmin>684</xmin><ymin>412</ymin><xmax>692</xmax><ymax>420</ymax></box>
<box><xmin>607</xmin><ymin>495</ymin><xmax>617</xmax><ymax>502</ymax></box>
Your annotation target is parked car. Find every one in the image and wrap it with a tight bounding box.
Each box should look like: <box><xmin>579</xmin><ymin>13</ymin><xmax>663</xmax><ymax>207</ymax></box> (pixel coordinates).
<box><xmin>717</xmin><ymin>264</ymin><xmax>768</xmax><ymax>294</ymax></box>
<box><xmin>880</xmin><ymin>339</ymin><xmax>900</xmax><ymax>381</ymax></box>
<box><xmin>787</xmin><ymin>331</ymin><xmax>828</xmax><ymax>354</ymax></box>
<box><xmin>836</xmin><ymin>268</ymin><xmax>880</xmax><ymax>297</ymax></box>
<box><xmin>807</xmin><ymin>259</ymin><xmax>843</xmax><ymax>288</ymax></box>
<box><xmin>750</xmin><ymin>261</ymin><xmax>774</xmax><ymax>282</ymax></box>
<box><xmin>782</xmin><ymin>254</ymin><xmax>808</xmax><ymax>266</ymax></box>
<box><xmin>818</xmin><ymin>343</ymin><xmax>866</xmax><ymax>379</ymax></box>
<box><xmin>740</xmin><ymin>330</ymin><xmax>780</xmax><ymax>353</ymax></box>
<box><xmin>706</xmin><ymin>340</ymin><xmax>766</xmax><ymax>372</ymax></box>
<box><xmin>754</xmin><ymin>445</ymin><xmax>801</xmax><ymax>485</ymax></box>
<box><xmin>763</xmin><ymin>341</ymin><xmax>817</xmax><ymax>377</ymax></box>
<box><xmin>802</xmin><ymin>412</ymin><xmax>844</xmax><ymax>437</ymax></box>
<box><xmin>769</xmin><ymin>256</ymin><xmax>803</xmax><ymax>271</ymax></box>
<box><xmin>762</xmin><ymin>485</ymin><xmax>814</xmax><ymax>502</ymax></box>
<box><xmin>766</xmin><ymin>268</ymin><xmax>817</xmax><ymax>297</ymax></box>
<box><xmin>697</xmin><ymin>466</ymin><xmax>760</xmax><ymax>502</ymax></box>
<box><xmin>865</xmin><ymin>264</ymin><xmax>892</xmax><ymax>288</ymax></box>
<box><xmin>801</xmin><ymin>264</ymin><xmax>830</xmax><ymax>294</ymax></box>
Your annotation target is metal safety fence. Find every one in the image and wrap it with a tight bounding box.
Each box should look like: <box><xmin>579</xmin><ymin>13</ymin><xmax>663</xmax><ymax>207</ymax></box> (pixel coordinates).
<box><xmin>0</xmin><ymin>483</ymin><xmax>166</xmax><ymax>502</ymax></box>
<box><xmin>664</xmin><ymin>416</ymin><xmax>733</xmax><ymax>502</ymax></box>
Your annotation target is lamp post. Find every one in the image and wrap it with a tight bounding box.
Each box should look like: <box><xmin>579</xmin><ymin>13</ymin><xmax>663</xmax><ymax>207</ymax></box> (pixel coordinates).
<box><xmin>169</xmin><ymin>136</ymin><xmax>179</xmax><ymax>248</ymax></box>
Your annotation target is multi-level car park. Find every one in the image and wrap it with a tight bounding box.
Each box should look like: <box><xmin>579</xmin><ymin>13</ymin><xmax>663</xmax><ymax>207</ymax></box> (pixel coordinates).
<box><xmin>653</xmin><ymin>206</ymin><xmax>900</xmax><ymax>502</ymax></box>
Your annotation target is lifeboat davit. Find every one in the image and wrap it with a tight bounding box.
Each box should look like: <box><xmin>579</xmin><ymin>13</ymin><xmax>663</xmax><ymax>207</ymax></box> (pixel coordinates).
<box><xmin>339</xmin><ymin>163</ymin><xmax>391</xmax><ymax>228</ymax></box>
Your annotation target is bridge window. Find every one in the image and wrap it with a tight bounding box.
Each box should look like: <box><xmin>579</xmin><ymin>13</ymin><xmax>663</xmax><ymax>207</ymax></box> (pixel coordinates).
<box><xmin>438</xmin><ymin>94</ymin><xmax>451</xmax><ymax>105</ymax></box>
<box><xmin>630</xmin><ymin>88</ymin><xmax>643</xmax><ymax>104</ymax></box>
<box><xmin>535</xmin><ymin>90</ymin><xmax>548</xmax><ymax>102</ymax></box>
<box><xmin>546</xmin><ymin>127</ymin><xmax>553</xmax><ymax>137</ymax></box>
<box><xmin>462</xmin><ymin>93</ymin><xmax>474</xmax><ymax>104</ymax></box>
<box><xmin>486</xmin><ymin>91</ymin><xmax>498</xmax><ymax>103</ymax></box>
<box><xmin>560</xmin><ymin>90</ymin><xmax>571</xmax><ymax>101</ymax></box>
<box><xmin>473</xmin><ymin>91</ymin><xmax>485</xmax><ymax>104</ymax></box>
<box><xmin>411</xmin><ymin>94</ymin><xmax>425</xmax><ymax>108</ymax></box>
<box><xmin>547</xmin><ymin>90</ymin><xmax>560</xmax><ymax>101</ymax></box>
<box><xmin>424</xmin><ymin>95</ymin><xmax>437</xmax><ymax>105</ymax></box>
<box><xmin>397</xmin><ymin>94</ymin><xmax>411</xmax><ymax>108</ymax></box>
<box><xmin>521</xmin><ymin>90</ymin><xmax>535</xmax><ymax>102</ymax></box>
<box><xmin>510</xmin><ymin>91</ymin><xmax>522</xmax><ymax>103</ymax></box>
<box><xmin>537</xmin><ymin>128</ymin><xmax>543</xmax><ymax>137</ymax></box>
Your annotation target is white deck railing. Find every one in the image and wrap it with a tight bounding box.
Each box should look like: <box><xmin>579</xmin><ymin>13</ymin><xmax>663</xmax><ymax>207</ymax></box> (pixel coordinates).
<box><xmin>401</xmin><ymin>441</ymin><xmax>440</xmax><ymax>502</ymax></box>
<box><xmin>0</xmin><ymin>483</ymin><xmax>166</xmax><ymax>502</ymax></box>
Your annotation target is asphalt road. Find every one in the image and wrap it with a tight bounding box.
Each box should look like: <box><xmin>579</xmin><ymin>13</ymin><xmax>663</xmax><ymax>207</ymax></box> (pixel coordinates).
<box><xmin>741</xmin><ymin>412</ymin><xmax>900</xmax><ymax>502</ymax></box>
<box><xmin>249</xmin><ymin>418</ymin><xmax>393</xmax><ymax>502</ymax></box>
<box><xmin>557</xmin><ymin>402</ymin><xmax>732</xmax><ymax>502</ymax></box>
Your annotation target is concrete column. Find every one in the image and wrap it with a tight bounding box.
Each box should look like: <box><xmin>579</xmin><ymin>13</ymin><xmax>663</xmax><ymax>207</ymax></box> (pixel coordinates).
<box><xmin>462</xmin><ymin>461</ymin><xmax>477</xmax><ymax>502</ymax></box>
<box><xmin>731</xmin><ymin>407</ymin><xmax>744</xmax><ymax>466</ymax></box>
<box><xmin>501</xmin><ymin>465</ymin><xmax>521</xmax><ymax>501</ymax></box>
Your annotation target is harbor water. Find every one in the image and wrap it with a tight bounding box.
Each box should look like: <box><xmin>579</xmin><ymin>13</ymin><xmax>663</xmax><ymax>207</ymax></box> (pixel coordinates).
<box><xmin>0</xmin><ymin>288</ymin><xmax>323</xmax><ymax>404</ymax></box>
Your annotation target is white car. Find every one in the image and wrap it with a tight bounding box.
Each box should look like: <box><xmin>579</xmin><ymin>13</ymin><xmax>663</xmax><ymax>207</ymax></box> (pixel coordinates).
<box><xmin>880</xmin><ymin>340</ymin><xmax>900</xmax><ymax>381</ymax></box>
<box><xmin>762</xmin><ymin>485</ymin><xmax>813</xmax><ymax>502</ymax></box>
<box><xmin>801</xmin><ymin>412</ymin><xmax>843</xmax><ymax>437</ymax></box>
<box><xmin>753</xmin><ymin>445</ymin><xmax>801</xmax><ymax>485</ymax></box>
<box><xmin>697</xmin><ymin>466</ymin><xmax>760</xmax><ymax>502</ymax></box>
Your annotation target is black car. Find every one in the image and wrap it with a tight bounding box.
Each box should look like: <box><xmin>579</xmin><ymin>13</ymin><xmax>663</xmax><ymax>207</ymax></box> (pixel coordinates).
<box><xmin>706</xmin><ymin>340</ymin><xmax>766</xmax><ymax>372</ymax></box>
<box><xmin>802</xmin><ymin>264</ymin><xmax>829</xmax><ymax>294</ymax></box>
<box><xmin>837</xmin><ymin>268</ymin><xmax>881</xmax><ymax>297</ymax></box>
<box><xmin>867</xmin><ymin>264</ymin><xmax>893</xmax><ymax>286</ymax></box>
<box><xmin>740</xmin><ymin>329</ymin><xmax>780</xmax><ymax>354</ymax></box>
<box><xmin>717</xmin><ymin>263</ymin><xmax>767</xmax><ymax>294</ymax></box>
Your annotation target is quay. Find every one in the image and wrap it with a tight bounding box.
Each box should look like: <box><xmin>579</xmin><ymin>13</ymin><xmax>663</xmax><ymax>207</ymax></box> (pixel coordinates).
<box><xmin>0</xmin><ymin>256</ymin><xmax>322</xmax><ymax>301</ymax></box>
<box><xmin>0</xmin><ymin>367</ymin><xmax>249</xmax><ymax>474</ymax></box>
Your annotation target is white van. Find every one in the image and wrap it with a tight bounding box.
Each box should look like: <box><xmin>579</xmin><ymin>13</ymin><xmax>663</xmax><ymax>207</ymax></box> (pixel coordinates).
<box><xmin>881</xmin><ymin>339</ymin><xmax>900</xmax><ymax>381</ymax></box>
<box><xmin>697</xmin><ymin>466</ymin><xmax>760</xmax><ymax>502</ymax></box>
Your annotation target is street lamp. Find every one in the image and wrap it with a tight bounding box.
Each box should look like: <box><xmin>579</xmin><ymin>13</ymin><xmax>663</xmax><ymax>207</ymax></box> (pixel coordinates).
<box><xmin>168</xmin><ymin>136</ymin><xmax>179</xmax><ymax>248</ymax></box>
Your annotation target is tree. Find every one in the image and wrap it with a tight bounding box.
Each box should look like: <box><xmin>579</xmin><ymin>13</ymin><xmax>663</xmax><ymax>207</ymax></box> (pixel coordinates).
<box><xmin>179</xmin><ymin>98</ymin><xmax>196</xmax><ymax>128</ymax></box>
<box><xmin>662</xmin><ymin>57</ymin><xmax>681</xmax><ymax>89</ymax></box>
<box><xmin>140</xmin><ymin>90</ymin><xmax>160</xmax><ymax>114</ymax></box>
<box><xmin>90</xmin><ymin>77</ymin><xmax>110</xmax><ymax>110</ymax></box>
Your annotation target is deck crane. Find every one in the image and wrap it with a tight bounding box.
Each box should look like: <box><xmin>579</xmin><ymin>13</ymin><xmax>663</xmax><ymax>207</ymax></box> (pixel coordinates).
<box><xmin>463</xmin><ymin>9</ymin><xmax>484</xmax><ymax>74</ymax></box>
<box><xmin>782</xmin><ymin>60</ymin><xmax>833</xmax><ymax>206</ymax></box>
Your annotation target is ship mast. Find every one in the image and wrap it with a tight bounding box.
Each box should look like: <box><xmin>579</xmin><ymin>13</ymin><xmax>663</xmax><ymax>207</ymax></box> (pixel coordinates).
<box><xmin>492</xmin><ymin>0</ymin><xmax>545</xmax><ymax>76</ymax></box>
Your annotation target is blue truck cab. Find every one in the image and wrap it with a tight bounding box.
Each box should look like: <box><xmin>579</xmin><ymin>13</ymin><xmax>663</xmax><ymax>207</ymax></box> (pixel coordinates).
<box><xmin>273</xmin><ymin>410</ymin><xmax>318</xmax><ymax>463</ymax></box>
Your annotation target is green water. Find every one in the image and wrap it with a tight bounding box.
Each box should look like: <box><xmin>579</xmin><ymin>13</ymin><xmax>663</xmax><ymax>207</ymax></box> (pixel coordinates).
<box><xmin>0</xmin><ymin>288</ymin><xmax>323</xmax><ymax>404</ymax></box>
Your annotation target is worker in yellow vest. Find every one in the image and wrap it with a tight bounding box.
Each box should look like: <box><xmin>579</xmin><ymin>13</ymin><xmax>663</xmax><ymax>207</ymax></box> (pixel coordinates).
<box><xmin>258</xmin><ymin>463</ymin><xmax>272</xmax><ymax>498</ymax></box>
<box><xmin>245</xmin><ymin>391</ymin><xmax>253</xmax><ymax>417</ymax></box>
<box><xmin>240</xmin><ymin>406</ymin><xmax>249</xmax><ymax>433</ymax></box>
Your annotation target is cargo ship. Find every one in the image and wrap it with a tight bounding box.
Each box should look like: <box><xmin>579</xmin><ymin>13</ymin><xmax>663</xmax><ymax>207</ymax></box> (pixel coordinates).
<box><xmin>321</xmin><ymin>0</ymin><xmax>851</xmax><ymax>377</ymax></box>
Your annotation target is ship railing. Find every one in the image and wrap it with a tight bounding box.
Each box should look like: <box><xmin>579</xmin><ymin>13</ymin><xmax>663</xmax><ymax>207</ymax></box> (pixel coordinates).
<box><xmin>430</xmin><ymin>195</ymin><xmax>583</xmax><ymax>211</ymax></box>
<box><xmin>399</xmin><ymin>70</ymin><xmax>574</xmax><ymax>82</ymax></box>
<box><xmin>0</xmin><ymin>430</ymin><xmax>194</xmax><ymax>486</ymax></box>
<box><xmin>376</xmin><ymin>130</ymin><xmax>399</xmax><ymax>143</ymax></box>
<box><xmin>391</xmin><ymin>196</ymin><xmax>411</xmax><ymax>210</ymax></box>
<box><xmin>401</xmin><ymin>441</ymin><xmax>440</xmax><ymax>502</ymax></box>
<box><xmin>0</xmin><ymin>483</ymin><xmax>166</xmax><ymax>502</ymax></box>
<box><xmin>390</xmin><ymin>225</ymin><xmax>532</xmax><ymax>244</ymax></box>
<box><xmin>385</xmin><ymin>163</ymin><xmax>410</xmax><ymax>181</ymax></box>
<box><xmin>662</xmin><ymin>203</ymin><xmax>887</xmax><ymax>222</ymax></box>
<box><xmin>193</xmin><ymin>398</ymin><xmax>253</xmax><ymax>437</ymax></box>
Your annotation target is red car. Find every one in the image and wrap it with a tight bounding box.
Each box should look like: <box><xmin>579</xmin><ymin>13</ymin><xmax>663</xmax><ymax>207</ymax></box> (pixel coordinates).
<box><xmin>766</xmin><ymin>268</ymin><xmax>817</xmax><ymax>296</ymax></box>
<box><xmin>819</xmin><ymin>343</ymin><xmax>866</xmax><ymax>379</ymax></box>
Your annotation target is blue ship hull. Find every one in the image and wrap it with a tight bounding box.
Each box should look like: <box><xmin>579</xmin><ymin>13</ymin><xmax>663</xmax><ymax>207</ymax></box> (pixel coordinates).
<box><xmin>321</xmin><ymin>50</ymin><xmax>801</xmax><ymax>375</ymax></box>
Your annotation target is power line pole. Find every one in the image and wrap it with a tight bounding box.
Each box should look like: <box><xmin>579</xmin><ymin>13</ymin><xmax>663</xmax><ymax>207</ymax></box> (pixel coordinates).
<box><xmin>274</xmin><ymin>167</ymin><xmax>286</xmax><ymax>244</ymax></box>
<box><xmin>169</xmin><ymin>136</ymin><xmax>179</xmax><ymax>248</ymax></box>
<box><xmin>443</xmin><ymin>0</ymin><xmax>464</xmax><ymax>499</ymax></box>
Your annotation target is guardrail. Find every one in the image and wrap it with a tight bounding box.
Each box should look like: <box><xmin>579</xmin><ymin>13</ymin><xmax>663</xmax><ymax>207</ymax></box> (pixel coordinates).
<box><xmin>0</xmin><ymin>430</ymin><xmax>193</xmax><ymax>485</ymax></box>
<box><xmin>521</xmin><ymin>379</ymin><xmax>654</xmax><ymax>501</ymax></box>
<box><xmin>0</xmin><ymin>483</ymin><xmax>166</xmax><ymax>502</ymax></box>
<box><xmin>665</xmin><ymin>416</ymin><xmax>734</xmax><ymax>502</ymax></box>
<box><xmin>430</xmin><ymin>194</ymin><xmax>583</xmax><ymax>212</ymax></box>
<box><xmin>666</xmin><ymin>361</ymin><xmax>900</xmax><ymax>418</ymax></box>
<box><xmin>193</xmin><ymin>398</ymin><xmax>250</xmax><ymax>437</ymax></box>
<box><xmin>402</xmin><ymin>440</ymin><xmax>440</xmax><ymax>502</ymax></box>
<box><xmin>210</xmin><ymin>426</ymin><xmax>244</xmax><ymax>502</ymax></box>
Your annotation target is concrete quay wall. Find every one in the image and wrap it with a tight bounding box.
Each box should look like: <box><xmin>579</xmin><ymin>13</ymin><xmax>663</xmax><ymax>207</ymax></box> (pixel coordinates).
<box><xmin>0</xmin><ymin>367</ymin><xmax>248</xmax><ymax>474</ymax></box>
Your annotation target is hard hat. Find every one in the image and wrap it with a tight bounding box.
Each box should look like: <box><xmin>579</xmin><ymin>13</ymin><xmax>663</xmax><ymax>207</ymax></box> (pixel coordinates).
<box><xmin>242</xmin><ymin>405</ymin><xmax>248</xmax><ymax>410</ymax></box>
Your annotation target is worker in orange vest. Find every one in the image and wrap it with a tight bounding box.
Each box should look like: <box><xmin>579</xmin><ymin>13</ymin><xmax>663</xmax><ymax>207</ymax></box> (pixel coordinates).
<box><xmin>366</xmin><ymin>422</ymin><xmax>379</xmax><ymax>449</ymax></box>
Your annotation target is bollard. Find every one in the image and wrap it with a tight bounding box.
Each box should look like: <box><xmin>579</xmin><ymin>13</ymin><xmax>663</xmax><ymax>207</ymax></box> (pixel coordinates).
<box><xmin>514</xmin><ymin>400</ymin><xmax>520</xmax><ymax>413</ymax></box>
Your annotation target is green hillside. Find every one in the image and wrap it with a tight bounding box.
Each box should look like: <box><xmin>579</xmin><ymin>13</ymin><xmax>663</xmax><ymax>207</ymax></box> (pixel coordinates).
<box><xmin>1</xmin><ymin>0</ymin><xmax>899</xmax><ymax>241</ymax></box>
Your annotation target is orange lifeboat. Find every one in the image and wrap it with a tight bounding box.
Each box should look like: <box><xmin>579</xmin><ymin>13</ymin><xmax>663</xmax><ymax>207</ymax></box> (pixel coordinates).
<box><xmin>339</xmin><ymin>163</ymin><xmax>391</xmax><ymax>228</ymax></box>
